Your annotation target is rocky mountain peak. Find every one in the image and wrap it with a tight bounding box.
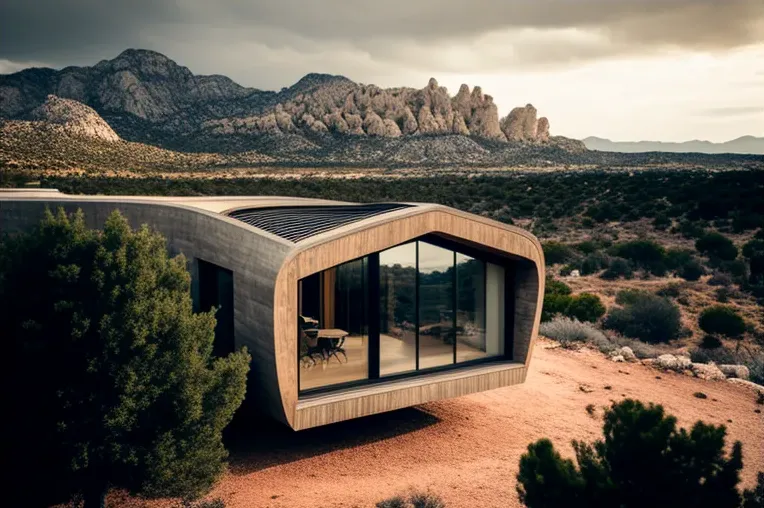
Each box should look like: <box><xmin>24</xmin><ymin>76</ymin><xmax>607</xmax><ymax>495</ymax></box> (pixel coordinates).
<box><xmin>29</xmin><ymin>95</ymin><xmax>120</xmax><ymax>142</ymax></box>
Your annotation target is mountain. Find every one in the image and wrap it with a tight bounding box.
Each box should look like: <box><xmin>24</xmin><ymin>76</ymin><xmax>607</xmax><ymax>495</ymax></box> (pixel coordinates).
<box><xmin>28</xmin><ymin>95</ymin><xmax>120</xmax><ymax>142</ymax></box>
<box><xmin>583</xmin><ymin>136</ymin><xmax>764</xmax><ymax>155</ymax></box>
<box><xmin>0</xmin><ymin>48</ymin><xmax>573</xmax><ymax>155</ymax></box>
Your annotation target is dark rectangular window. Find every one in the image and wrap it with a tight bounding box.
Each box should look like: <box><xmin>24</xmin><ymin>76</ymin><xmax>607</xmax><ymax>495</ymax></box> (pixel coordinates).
<box><xmin>198</xmin><ymin>259</ymin><xmax>235</xmax><ymax>358</ymax></box>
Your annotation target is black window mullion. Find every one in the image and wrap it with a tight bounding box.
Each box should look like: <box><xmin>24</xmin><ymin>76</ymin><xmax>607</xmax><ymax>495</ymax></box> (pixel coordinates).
<box><xmin>415</xmin><ymin>241</ymin><xmax>420</xmax><ymax>371</ymax></box>
<box><xmin>453</xmin><ymin>251</ymin><xmax>457</xmax><ymax>365</ymax></box>
<box><xmin>368</xmin><ymin>254</ymin><xmax>380</xmax><ymax>379</ymax></box>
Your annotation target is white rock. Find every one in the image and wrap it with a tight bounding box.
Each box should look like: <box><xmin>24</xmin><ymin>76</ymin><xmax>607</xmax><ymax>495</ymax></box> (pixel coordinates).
<box><xmin>611</xmin><ymin>355</ymin><xmax>625</xmax><ymax>363</ymax></box>
<box><xmin>656</xmin><ymin>354</ymin><xmax>691</xmax><ymax>371</ymax></box>
<box><xmin>718</xmin><ymin>364</ymin><xmax>750</xmax><ymax>380</ymax></box>
<box><xmin>691</xmin><ymin>362</ymin><xmax>726</xmax><ymax>381</ymax></box>
<box><xmin>619</xmin><ymin>346</ymin><xmax>637</xmax><ymax>362</ymax></box>
<box><xmin>570</xmin><ymin>269</ymin><xmax>580</xmax><ymax>278</ymax></box>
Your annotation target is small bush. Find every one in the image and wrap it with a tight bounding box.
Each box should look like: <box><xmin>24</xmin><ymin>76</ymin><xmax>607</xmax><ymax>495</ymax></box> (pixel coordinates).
<box><xmin>600</xmin><ymin>257</ymin><xmax>633</xmax><ymax>280</ymax></box>
<box><xmin>742</xmin><ymin>239</ymin><xmax>764</xmax><ymax>259</ymax></box>
<box><xmin>546</xmin><ymin>277</ymin><xmax>572</xmax><ymax>296</ymax></box>
<box><xmin>677</xmin><ymin>258</ymin><xmax>705</xmax><ymax>281</ymax></box>
<box><xmin>719</xmin><ymin>259</ymin><xmax>748</xmax><ymax>280</ymax></box>
<box><xmin>678</xmin><ymin>220</ymin><xmax>706</xmax><ymax>239</ymax></box>
<box><xmin>543</xmin><ymin>241</ymin><xmax>575</xmax><ymax>265</ymax></box>
<box><xmin>604</xmin><ymin>293</ymin><xmax>682</xmax><ymax>343</ymax></box>
<box><xmin>743</xmin><ymin>472</ymin><xmax>764</xmax><ymax>508</ymax></box>
<box><xmin>539</xmin><ymin>317</ymin><xmax>608</xmax><ymax>345</ymax></box>
<box><xmin>574</xmin><ymin>240</ymin><xmax>600</xmax><ymax>254</ymax></box>
<box><xmin>566</xmin><ymin>293</ymin><xmax>606</xmax><ymax>323</ymax></box>
<box><xmin>715</xmin><ymin>287</ymin><xmax>732</xmax><ymax>303</ymax></box>
<box><xmin>377</xmin><ymin>491</ymin><xmax>446</xmax><ymax>508</ymax></box>
<box><xmin>657</xmin><ymin>282</ymin><xmax>684</xmax><ymax>298</ymax></box>
<box><xmin>696</xmin><ymin>232</ymin><xmax>738</xmax><ymax>261</ymax></box>
<box><xmin>665</xmin><ymin>248</ymin><xmax>695</xmax><ymax>269</ymax></box>
<box><xmin>701</xmin><ymin>335</ymin><xmax>723</xmax><ymax>349</ymax></box>
<box><xmin>580</xmin><ymin>251</ymin><xmax>609</xmax><ymax>276</ymax></box>
<box><xmin>542</xmin><ymin>293</ymin><xmax>574</xmax><ymax>322</ymax></box>
<box><xmin>698</xmin><ymin>306</ymin><xmax>746</xmax><ymax>338</ymax></box>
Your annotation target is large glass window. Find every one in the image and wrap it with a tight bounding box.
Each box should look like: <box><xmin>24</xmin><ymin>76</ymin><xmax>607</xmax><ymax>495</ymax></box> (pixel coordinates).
<box><xmin>298</xmin><ymin>257</ymin><xmax>369</xmax><ymax>391</ymax></box>
<box><xmin>379</xmin><ymin>243</ymin><xmax>417</xmax><ymax>376</ymax></box>
<box><xmin>418</xmin><ymin>243</ymin><xmax>455</xmax><ymax>369</ymax></box>
<box><xmin>456</xmin><ymin>254</ymin><xmax>488</xmax><ymax>362</ymax></box>
<box><xmin>298</xmin><ymin>237</ymin><xmax>507</xmax><ymax>394</ymax></box>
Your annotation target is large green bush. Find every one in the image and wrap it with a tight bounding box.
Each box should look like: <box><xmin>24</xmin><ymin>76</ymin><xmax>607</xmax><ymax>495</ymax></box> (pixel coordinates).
<box><xmin>610</xmin><ymin>240</ymin><xmax>667</xmax><ymax>275</ymax></box>
<box><xmin>698</xmin><ymin>305</ymin><xmax>746</xmax><ymax>338</ymax></box>
<box><xmin>566</xmin><ymin>293</ymin><xmax>606</xmax><ymax>323</ymax></box>
<box><xmin>696</xmin><ymin>232</ymin><xmax>739</xmax><ymax>262</ymax></box>
<box><xmin>604</xmin><ymin>292</ymin><xmax>681</xmax><ymax>343</ymax></box>
<box><xmin>543</xmin><ymin>241</ymin><xmax>576</xmax><ymax>266</ymax></box>
<box><xmin>600</xmin><ymin>257</ymin><xmax>634</xmax><ymax>280</ymax></box>
<box><xmin>517</xmin><ymin>399</ymin><xmax>749</xmax><ymax>508</ymax></box>
<box><xmin>0</xmin><ymin>209</ymin><xmax>251</xmax><ymax>507</ymax></box>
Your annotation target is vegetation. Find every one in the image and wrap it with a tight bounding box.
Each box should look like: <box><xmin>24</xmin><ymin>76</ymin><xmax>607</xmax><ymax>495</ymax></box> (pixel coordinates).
<box><xmin>376</xmin><ymin>491</ymin><xmax>446</xmax><ymax>508</ymax></box>
<box><xmin>696</xmin><ymin>232</ymin><xmax>739</xmax><ymax>262</ymax></box>
<box><xmin>539</xmin><ymin>317</ymin><xmax>608</xmax><ymax>345</ymax></box>
<box><xmin>517</xmin><ymin>399</ymin><xmax>753</xmax><ymax>508</ymax></box>
<box><xmin>566</xmin><ymin>293</ymin><xmax>606</xmax><ymax>323</ymax></box>
<box><xmin>604</xmin><ymin>292</ymin><xmax>681</xmax><ymax>343</ymax></box>
<box><xmin>699</xmin><ymin>306</ymin><xmax>747</xmax><ymax>338</ymax></box>
<box><xmin>0</xmin><ymin>208</ymin><xmax>251</xmax><ymax>507</ymax></box>
<box><xmin>542</xmin><ymin>278</ymin><xmax>605</xmax><ymax>323</ymax></box>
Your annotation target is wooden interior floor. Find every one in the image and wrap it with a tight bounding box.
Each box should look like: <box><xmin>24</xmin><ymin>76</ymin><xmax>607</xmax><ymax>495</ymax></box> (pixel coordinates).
<box><xmin>299</xmin><ymin>333</ymin><xmax>491</xmax><ymax>391</ymax></box>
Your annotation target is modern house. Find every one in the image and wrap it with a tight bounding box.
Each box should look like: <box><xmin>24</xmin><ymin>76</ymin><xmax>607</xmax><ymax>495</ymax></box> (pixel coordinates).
<box><xmin>0</xmin><ymin>189</ymin><xmax>544</xmax><ymax>430</ymax></box>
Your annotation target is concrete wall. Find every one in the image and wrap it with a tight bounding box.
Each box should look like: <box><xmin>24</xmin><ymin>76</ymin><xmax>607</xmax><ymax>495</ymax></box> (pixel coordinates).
<box><xmin>0</xmin><ymin>198</ymin><xmax>293</xmax><ymax>423</ymax></box>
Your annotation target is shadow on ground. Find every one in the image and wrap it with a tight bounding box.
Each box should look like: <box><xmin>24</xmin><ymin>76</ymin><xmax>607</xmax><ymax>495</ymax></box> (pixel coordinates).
<box><xmin>224</xmin><ymin>405</ymin><xmax>441</xmax><ymax>475</ymax></box>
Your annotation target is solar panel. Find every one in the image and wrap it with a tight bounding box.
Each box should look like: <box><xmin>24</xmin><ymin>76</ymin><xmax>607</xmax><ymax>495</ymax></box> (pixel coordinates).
<box><xmin>227</xmin><ymin>203</ymin><xmax>414</xmax><ymax>243</ymax></box>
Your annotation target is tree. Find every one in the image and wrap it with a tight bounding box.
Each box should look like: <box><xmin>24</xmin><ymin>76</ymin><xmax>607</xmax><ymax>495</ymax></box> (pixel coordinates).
<box><xmin>0</xmin><ymin>208</ymin><xmax>251</xmax><ymax>507</ymax></box>
<box><xmin>517</xmin><ymin>399</ymin><xmax>746</xmax><ymax>508</ymax></box>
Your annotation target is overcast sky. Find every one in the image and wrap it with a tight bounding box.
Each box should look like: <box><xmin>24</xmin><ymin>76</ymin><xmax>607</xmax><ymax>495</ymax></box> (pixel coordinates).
<box><xmin>1</xmin><ymin>0</ymin><xmax>762</xmax><ymax>142</ymax></box>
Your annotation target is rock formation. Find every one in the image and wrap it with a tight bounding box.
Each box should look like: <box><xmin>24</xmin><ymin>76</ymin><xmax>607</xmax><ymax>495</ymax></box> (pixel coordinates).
<box><xmin>0</xmin><ymin>48</ymin><xmax>563</xmax><ymax>147</ymax></box>
<box><xmin>29</xmin><ymin>95</ymin><xmax>120</xmax><ymax>142</ymax></box>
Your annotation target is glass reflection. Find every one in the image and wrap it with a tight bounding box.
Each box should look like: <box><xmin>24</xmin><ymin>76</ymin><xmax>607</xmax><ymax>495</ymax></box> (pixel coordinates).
<box><xmin>456</xmin><ymin>254</ymin><xmax>488</xmax><ymax>362</ymax></box>
<box><xmin>379</xmin><ymin>242</ymin><xmax>417</xmax><ymax>376</ymax></box>
<box><xmin>418</xmin><ymin>242</ymin><xmax>455</xmax><ymax>369</ymax></box>
<box><xmin>299</xmin><ymin>257</ymin><xmax>368</xmax><ymax>391</ymax></box>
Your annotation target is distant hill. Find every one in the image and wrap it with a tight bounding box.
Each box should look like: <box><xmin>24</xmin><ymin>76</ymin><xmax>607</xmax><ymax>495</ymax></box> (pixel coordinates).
<box><xmin>583</xmin><ymin>136</ymin><xmax>764</xmax><ymax>155</ymax></box>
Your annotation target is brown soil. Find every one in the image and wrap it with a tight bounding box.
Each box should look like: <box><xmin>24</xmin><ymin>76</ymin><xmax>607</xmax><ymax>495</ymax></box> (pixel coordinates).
<box><xmin>111</xmin><ymin>338</ymin><xmax>763</xmax><ymax>508</ymax></box>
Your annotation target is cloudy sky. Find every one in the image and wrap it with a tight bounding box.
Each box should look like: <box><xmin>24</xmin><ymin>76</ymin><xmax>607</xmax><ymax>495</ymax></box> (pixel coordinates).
<box><xmin>1</xmin><ymin>0</ymin><xmax>762</xmax><ymax>142</ymax></box>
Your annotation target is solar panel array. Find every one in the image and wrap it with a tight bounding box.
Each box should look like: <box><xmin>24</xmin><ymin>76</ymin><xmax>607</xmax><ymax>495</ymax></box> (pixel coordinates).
<box><xmin>227</xmin><ymin>203</ymin><xmax>413</xmax><ymax>243</ymax></box>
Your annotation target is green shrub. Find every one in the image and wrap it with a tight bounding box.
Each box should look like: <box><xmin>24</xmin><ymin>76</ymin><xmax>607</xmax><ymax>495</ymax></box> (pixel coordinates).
<box><xmin>665</xmin><ymin>248</ymin><xmax>694</xmax><ymax>269</ymax></box>
<box><xmin>610</xmin><ymin>240</ymin><xmax>667</xmax><ymax>275</ymax></box>
<box><xmin>698</xmin><ymin>306</ymin><xmax>746</xmax><ymax>338</ymax></box>
<box><xmin>546</xmin><ymin>276</ymin><xmax>573</xmax><ymax>296</ymax></box>
<box><xmin>566</xmin><ymin>293</ymin><xmax>606</xmax><ymax>323</ymax></box>
<box><xmin>604</xmin><ymin>293</ymin><xmax>682</xmax><ymax>343</ymax></box>
<box><xmin>653</xmin><ymin>213</ymin><xmax>671</xmax><ymax>230</ymax></box>
<box><xmin>543</xmin><ymin>241</ymin><xmax>575</xmax><ymax>265</ymax></box>
<box><xmin>678</xmin><ymin>219</ymin><xmax>707</xmax><ymax>239</ymax></box>
<box><xmin>742</xmin><ymin>239</ymin><xmax>764</xmax><ymax>259</ymax></box>
<box><xmin>580</xmin><ymin>251</ymin><xmax>609</xmax><ymax>275</ymax></box>
<box><xmin>708</xmin><ymin>272</ymin><xmax>734</xmax><ymax>286</ymax></box>
<box><xmin>743</xmin><ymin>472</ymin><xmax>764</xmax><ymax>508</ymax></box>
<box><xmin>560</xmin><ymin>264</ymin><xmax>575</xmax><ymax>276</ymax></box>
<box><xmin>600</xmin><ymin>257</ymin><xmax>634</xmax><ymax>280</ymax></box>
<box><xmin>377</xmin><ymin>491</ymin><xmax>446</xmax><ymax>508</ymax></box>
<box><xmin>542</xmin><ymin>293</ymin><xmax>574</xmax><ymax>322</ymax></box>
<box><xmin>517</xmin><ymin>399</ymin><xmax>745</xmax><ymax>508</ymax></box>
<box><xmin>615</xmin><ymin>289</ymin><xmax>650</xmax><ymax>306</ymax></box>
<box><xmin>574</xmin><ymin>240</ymin><xmax>600</xmax><ymax>254</ymax></box>
<box><xmin>677</xmin><ymin>258</ymin><xmax>705</xmax><ymax>281</ymax></box>
<box><xmin>715</xmin><ymin>287</ymin><xmax>732</xmax><ymax>303</ymax></box>
<box><xmin>719</xmin><ymin>259</ymin><xmax>748</xmax><ymax>279</ymax></box>
<box><xmin>701</xmin><ymin>335</ymin><xmax>723</xmax><ymax>349</ymax></box>
<box><xmin>696</xmin><ymin>232</ymin><xmax>738</xmax><ymax>262</ymax></box>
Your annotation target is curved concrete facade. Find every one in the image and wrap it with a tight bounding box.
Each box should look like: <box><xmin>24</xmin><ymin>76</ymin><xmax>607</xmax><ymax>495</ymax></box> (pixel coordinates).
<box><xmin>0</xmin><ymin>189</ymin><xmax>545</xmax><ymax>430</ymax></box>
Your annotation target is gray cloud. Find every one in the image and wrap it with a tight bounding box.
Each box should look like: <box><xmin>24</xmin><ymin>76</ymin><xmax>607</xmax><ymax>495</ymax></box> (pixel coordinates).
<box><xmin>0</xmin><ymin>0</ymin><xmax>762</xmax><ymax>86</ymax></box>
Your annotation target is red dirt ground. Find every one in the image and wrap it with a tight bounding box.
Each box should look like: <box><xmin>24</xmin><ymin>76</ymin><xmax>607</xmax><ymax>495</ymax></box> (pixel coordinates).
<box><xmin>113</xmin><ymin>338</ymin><xmax>764</xmax><ymax>508</ymax></box>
